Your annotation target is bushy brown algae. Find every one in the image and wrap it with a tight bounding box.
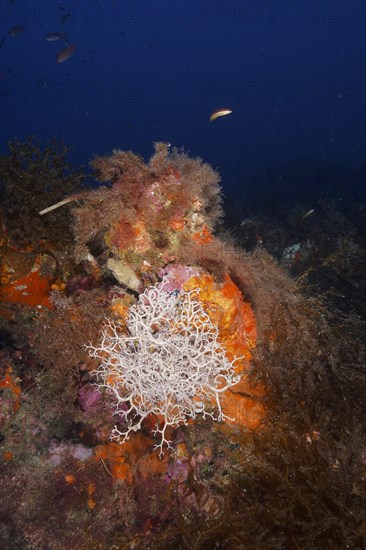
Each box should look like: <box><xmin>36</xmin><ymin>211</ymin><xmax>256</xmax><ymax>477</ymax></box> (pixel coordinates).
<box><xmin>0</xmin><ymin>136</ymin><xmax>85</xmax><ymax>248</ymax></box>
<box><xmin>33</xmin><ymin>288</ymin><xmax>108</xmax><ymax>436</ymax></box>
<box><xmin>73</xmin><ymin>143</ymin><xmax>223</xmax><ymax>268</ymax></box>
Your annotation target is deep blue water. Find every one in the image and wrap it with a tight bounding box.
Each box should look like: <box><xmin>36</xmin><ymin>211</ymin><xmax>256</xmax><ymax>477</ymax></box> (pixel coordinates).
<box><xmin>0</xmin><ymin>0</ymin><xmax>365</xmax><ymax>202</ymax></box>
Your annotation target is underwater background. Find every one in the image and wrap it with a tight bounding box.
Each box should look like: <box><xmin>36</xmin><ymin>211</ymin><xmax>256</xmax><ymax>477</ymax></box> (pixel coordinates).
<box><xmin>1</xmin><ymin>0</ymin><xmax>365</xmax><ymax>202</ymax></box>
<box><xmin>1</xmin><ymin>1</ymin><xmax>366</xmax><ymax>549</ymax></box>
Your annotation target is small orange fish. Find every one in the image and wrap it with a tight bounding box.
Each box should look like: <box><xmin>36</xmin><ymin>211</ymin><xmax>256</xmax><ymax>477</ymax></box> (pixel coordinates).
<box><xmin>209</xmin><ymin>108</ymin><xmax>232</xmax><ymax>122</ymax></box>
<box><xmin>56</xmin><ymin>44</ymin><xmax>76</xmax><ymax>63</ymax></box>
<box><xmin>9</xmin><ymin>26</ymin><xmax>25</xmax><ymax>37</ymax></box>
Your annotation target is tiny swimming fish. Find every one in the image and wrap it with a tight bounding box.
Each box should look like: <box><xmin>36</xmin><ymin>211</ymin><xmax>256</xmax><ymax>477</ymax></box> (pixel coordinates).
<box><xmin>56</xmin><ymin>44</ymin><xmax>76</xmax><ymax>63</ymax></box>
<box><xmin>9</xmin><ymin>25</ymin><xmax>25</xmax><ymax>37</ymax></box>
<box><xmin>45</xmin><ymin>32</ymin><xmax>65</xmax><ymax>41</ymax></box>
<box><xmin>301</xmin><ymin>209</ymin><xmax>315</xmax><ymax>220</ymax></box>
<box><xmin>209</xmin><ymin>108</ymin><xmax>232</xmax><ymax>122</ymax></box>
<box><xmin>61</xmin><ymin>13</ymin><xmax>70</xmax><ymax>24</ymax></box>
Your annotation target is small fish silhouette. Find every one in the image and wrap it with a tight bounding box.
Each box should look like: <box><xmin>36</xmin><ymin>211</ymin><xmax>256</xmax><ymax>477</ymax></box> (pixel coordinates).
<box><xmin>9</xmin><ymin>25</ymin><xmax>25</xmax><ymax>37</ymax></box>
<box><xmin>56</xmin><ymin>44</ymin><xmax>76</xmax><ymax>63</ymax></box>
